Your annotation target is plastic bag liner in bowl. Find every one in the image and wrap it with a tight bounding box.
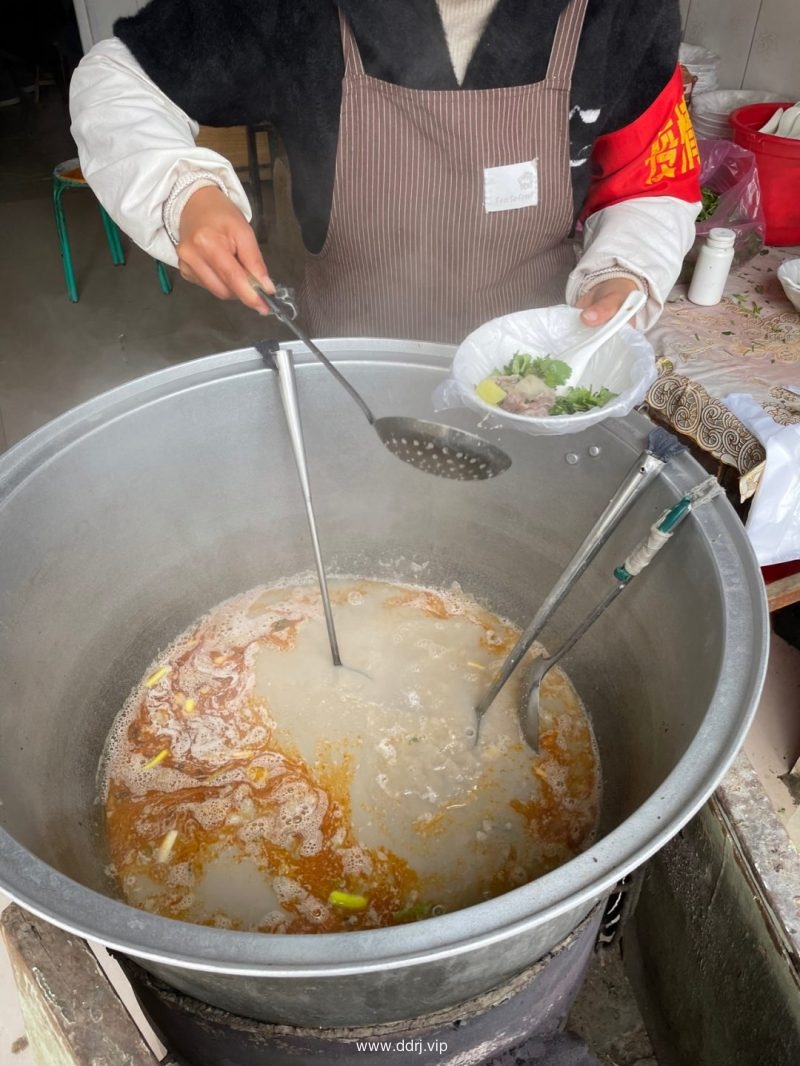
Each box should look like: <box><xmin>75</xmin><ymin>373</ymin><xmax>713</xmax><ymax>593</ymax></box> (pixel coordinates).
<box><xmin>434</xmin><ymin>304</ymin><xmax>657</xmax><ymax>436</ymax></box>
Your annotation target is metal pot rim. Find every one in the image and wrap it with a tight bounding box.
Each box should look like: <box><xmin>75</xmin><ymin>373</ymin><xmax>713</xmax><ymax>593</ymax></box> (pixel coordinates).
<box><xmin>0</xmin><ymin>341</ymin><xmax>770</xmax><ymax>977</ymax></box>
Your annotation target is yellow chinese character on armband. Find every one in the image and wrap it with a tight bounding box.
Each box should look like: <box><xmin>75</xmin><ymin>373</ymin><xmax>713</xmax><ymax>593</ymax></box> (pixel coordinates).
<box><xmin>645</xmin><ymin>101</ymin><xmax>700</xmax><ymax>185</ymax></box>
<box><xmin>675</xmin><ymin>99</ymin><xmax>700</xmax><ymax>174</ymax></box>
<box><xmin>645</xmin><ymin>119</ymin><xmax>679</xmax><ymax>184</ymax></box>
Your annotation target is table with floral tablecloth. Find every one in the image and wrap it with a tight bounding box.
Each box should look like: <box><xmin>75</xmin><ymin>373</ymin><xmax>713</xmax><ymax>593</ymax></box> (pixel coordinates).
<box><xmin>644</xmin><ymin>245</ymin><xmax>800</xmax><ymax>475</ymax></box>
<box><xmin>643</xmin><ymin>245</ymin><xmax>800</xmax><ymax>607</ymax></box>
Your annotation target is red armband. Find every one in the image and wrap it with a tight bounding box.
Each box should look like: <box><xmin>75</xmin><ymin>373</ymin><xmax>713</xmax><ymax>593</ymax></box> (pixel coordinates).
<box><xmin>580</xmin><ymin>65</ymin><xmax>701</xmax><ymax>221</ymax></box>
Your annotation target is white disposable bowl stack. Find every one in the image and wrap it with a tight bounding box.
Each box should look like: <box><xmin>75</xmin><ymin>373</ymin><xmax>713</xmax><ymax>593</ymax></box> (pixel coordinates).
<box><xmin>691</xmin><ymin>89</ymin><xmax>786</xmax><ymax>140</ymax></box>
<box><xmin>679</xmin><ymin>42</ymin><xmax>720</xmax><ymax>96</ymax></box>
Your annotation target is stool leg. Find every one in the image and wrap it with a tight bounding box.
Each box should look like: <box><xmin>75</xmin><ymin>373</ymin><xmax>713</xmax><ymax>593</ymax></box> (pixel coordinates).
<box><xmin>53</xmin><ymin>182</ymin><xmax>79</xmax><ymax>303</ymax></box>
<box><xmin>156</xmin><ymin>260</ymin><xmax>172</xmax><ymax>295</ymax></box>
<box><xmin>100</xmin><ymin>206</ymin><xmax>126</xmax><ymax>265</ymax></box>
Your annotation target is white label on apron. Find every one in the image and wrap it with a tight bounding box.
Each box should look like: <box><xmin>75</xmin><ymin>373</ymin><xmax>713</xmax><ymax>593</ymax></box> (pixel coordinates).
<box><xmin>483</xmin><ymin>160</ymin><xmax>539</xmax><ymax>213</ymax></box>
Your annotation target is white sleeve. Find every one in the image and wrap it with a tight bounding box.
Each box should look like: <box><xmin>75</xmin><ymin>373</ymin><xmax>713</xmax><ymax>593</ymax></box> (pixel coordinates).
<box><xmin>566</xmin><ymin>196</ymin><xmax>701</xmax><ymax>331</ymax></box>
<box><xmin>69</xmin><ymin>37</ymin><xmax>252</xmax><ymax>267</ymax></box>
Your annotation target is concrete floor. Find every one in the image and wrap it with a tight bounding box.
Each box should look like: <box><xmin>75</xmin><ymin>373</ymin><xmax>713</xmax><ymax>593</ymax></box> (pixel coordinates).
<box><xmin>744</xmin><ymin>629</ymin><xmax>800</xmax><ymax>845</ymax></box>
<box><xmin>0</xmin><ymin>83</ymin><xmax>797</xmax><ymax>1066</ymax></box>
<box><xmin>0</xmin><ymin>91</ymin><xmax>295</xmax><ymax>451</ymax></box>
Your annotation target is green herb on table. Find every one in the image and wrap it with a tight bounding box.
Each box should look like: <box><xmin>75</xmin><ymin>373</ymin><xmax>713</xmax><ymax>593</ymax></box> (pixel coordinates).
<box><xmin>550</xmin><ymin>385</ymin><xmax>617</xmax><ymax>415</ymax></box>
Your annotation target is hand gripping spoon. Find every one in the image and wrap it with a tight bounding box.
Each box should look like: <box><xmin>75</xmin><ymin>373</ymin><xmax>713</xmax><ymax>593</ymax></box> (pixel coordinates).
<box><xmin>249</xmin><ymin>278</ymin><xmax>511</xmax><ymax>481</ymax></box>
<box><xmin>553</xmin><ymin>289</ymin><xmax>647</xmax><ymax>385</ymax></box>
<box><xmin>520</xmin><ymin>476</ymin><xmax>724</xmax><ymax>750</ymax></box>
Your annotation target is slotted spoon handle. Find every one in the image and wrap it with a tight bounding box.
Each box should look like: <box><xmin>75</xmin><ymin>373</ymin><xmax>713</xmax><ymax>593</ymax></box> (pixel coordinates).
<box><xmin>248</xmin><ymin>276</ymin><xmax>376</xmax><ymax>425</ymax></box>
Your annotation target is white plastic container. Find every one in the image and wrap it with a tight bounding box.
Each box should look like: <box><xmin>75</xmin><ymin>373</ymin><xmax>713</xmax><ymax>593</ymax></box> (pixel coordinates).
<box><xmin>688</xmin><ymin>227</ymin><xmax>736</xmax><ymax>306</ymax></box>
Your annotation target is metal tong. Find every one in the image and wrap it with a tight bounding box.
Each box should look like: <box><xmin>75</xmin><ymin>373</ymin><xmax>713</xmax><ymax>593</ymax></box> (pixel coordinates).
<box><xmin>474</xmin><ymin>428</ymin><xmax>687</xmax><ymax>740</ymax></box>
<box><xmin>519</xmin><ymin>477</ymin><xmax>724</xmax><ymax>749</ymax></box>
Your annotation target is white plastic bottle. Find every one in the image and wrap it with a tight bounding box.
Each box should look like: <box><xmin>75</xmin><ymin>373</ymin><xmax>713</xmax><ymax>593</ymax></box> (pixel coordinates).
<box><xmin>688</xmin><ymin>227</ymin><xmax>736</xmax><ymax>306</ymax></box>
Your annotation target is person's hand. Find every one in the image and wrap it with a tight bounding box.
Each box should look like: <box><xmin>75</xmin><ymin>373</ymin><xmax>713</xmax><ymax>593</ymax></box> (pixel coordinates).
<box><xmin>575</xmin><ymin>277</ymin><xmax>640</xmax><ymax>327</ymax></box>
<box><xmin>176</xmin><ymin>185</ymin><xmax>273</xmax><ymax>313</ymax></box>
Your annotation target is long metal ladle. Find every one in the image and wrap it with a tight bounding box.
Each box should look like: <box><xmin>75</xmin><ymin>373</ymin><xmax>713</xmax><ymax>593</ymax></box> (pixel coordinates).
<box><xmin>258</xmin><ymin>340</ymin><xmax>343</xmax><ymax>667</ymax></box>
<box><xmin>249</xmin><ymin>278</ymin><xmax>511</xmax><ymax>481</ymax></box>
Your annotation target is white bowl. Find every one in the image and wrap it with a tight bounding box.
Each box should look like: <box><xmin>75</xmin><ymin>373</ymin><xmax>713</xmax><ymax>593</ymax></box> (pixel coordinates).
<box><xmin>444</xmin><ymin>304</ymin><xmax>657</xmax><ymax>436</ymax></box>
<box><xmin>691</xmin><ymin>90</ymin><xmax>785</xmax><ymax>141</ymax></box>
<box><xmin>692</xmin><ymin>89</ymin><xmax>784</xmax><ymax>120</ymax></box>
<box><xmin>778</xmin><ymin>259</ymin><xmax>800</xmax><ymax>312</ymax></box>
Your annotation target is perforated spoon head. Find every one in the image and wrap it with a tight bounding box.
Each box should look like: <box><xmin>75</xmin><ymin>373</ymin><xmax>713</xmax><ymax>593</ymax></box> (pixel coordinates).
<box><xmin>249</xmin><ymin>282</ymin><xmax>512</xmax><ymax>482</ymax></box>
<box><xmin>375</xmin><ymin>417</ymin><xmax>511</xmax><ymax>481</ymax></box>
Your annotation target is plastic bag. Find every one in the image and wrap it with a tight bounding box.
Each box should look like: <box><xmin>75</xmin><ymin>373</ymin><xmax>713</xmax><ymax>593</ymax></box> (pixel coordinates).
<box><xmin>681</xmin><ymin>138</ymin><xmax>766</xmax><ymax>279</ymax></box>
<box><xmin>724</xmin><ymin>391</ymin><xmax>800</xmax><ymax>567</ymax></box>
<box><xmin>434</xmin><ymin>304</ymin><xmax>657</xmax><ymax>437</ymax></box>
<box><xmin>679</xmin><ymin>42</ymin><xmax>720</xmax><ymax>96</ymax></box>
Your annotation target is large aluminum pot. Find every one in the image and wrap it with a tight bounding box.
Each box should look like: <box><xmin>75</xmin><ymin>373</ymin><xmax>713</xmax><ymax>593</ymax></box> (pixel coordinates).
<box><xmin>0</xmin><ymin>341</ymin><xmax>768</xmax><ymax>1026</ymax></box>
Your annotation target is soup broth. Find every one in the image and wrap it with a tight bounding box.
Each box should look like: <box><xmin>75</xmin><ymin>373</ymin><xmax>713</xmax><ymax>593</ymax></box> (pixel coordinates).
<box><xmin>101</xmin><ymin>579</ymin><xmax>600</xmax><ymax>933</ymax></box>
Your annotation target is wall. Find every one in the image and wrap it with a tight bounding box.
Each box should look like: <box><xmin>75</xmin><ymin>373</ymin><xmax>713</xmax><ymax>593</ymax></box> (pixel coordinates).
<box><xmin>71</xmin><ymin>0</ymin><xmax>146</xmax><ymax>53</ymax></box>
<box><xmin>70</xmin><ymin>1</ymin><xmax>800</xmax><ymax>98</ymax></box>
<box><xmin>680</xmin><ymin>0</ymin><xmax>800</xmax><ymax>97</ymax></box>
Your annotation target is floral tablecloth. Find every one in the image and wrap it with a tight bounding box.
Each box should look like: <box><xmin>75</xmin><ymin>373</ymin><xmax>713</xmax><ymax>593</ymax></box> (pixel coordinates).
<box><xmin>645</xmin><ymin>245</ymin><xmax>800</xmax><ymax>474</ymax></box>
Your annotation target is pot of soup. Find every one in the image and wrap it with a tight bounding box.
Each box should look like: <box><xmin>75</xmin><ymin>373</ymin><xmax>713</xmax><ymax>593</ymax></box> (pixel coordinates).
<box><xmin>0</xmin><ymin>340</ymin><xmax>768</xmax><ymax>1026</ymax></box>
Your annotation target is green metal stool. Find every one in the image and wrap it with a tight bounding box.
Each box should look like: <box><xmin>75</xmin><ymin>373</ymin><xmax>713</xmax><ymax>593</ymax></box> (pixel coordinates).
<box><xmin>53</xmin><ymin>159</ymin><xmax>173</xmax><ymax>302</ymax></box>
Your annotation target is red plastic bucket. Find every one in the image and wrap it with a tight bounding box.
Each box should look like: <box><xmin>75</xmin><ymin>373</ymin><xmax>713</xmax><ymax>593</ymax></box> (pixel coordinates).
<box><xmin>730</xmin><ymin>102</ymin><xmax>800</xmax><ymax>246</ymax></box>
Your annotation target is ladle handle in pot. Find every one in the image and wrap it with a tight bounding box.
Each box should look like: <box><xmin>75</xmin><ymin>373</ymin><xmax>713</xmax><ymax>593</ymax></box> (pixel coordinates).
<box><xmin>270</xmin><ymin>344</ymin><xmax>343</xmax><ymax>668</ymax></box>
<box><xmin>248</xmin><ymin>276</ymin><xmax>377</xmax><ymax>426</ymax></box>
<box><xmin>546</xmin><ymin>480</ymin><xmax>721</xmax><ymax>674</ymax></box>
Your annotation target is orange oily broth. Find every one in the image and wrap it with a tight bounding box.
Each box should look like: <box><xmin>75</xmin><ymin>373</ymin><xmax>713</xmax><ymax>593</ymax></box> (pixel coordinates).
<box><xmin>101</xmin><ymin>580</ymin><xmax>600</xmax><ymax>934</ymax></box>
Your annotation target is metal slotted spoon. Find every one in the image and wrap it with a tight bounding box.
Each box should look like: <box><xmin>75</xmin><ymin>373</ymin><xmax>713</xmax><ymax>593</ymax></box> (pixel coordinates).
<box><xmin>249</xmin><ymin>278</ymin><xmax>512</xmax><ymax>481</ymax></box>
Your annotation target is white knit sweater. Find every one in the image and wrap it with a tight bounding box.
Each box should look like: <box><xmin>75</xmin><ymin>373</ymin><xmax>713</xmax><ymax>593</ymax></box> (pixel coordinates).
<box><xmin>437</xmin><ymin>0</ymin><xmax>498</xmax><ymax>83</ymax></box>
<box><xmin>70</xmin><ymin>13</ymin><xmax>700</xmax><ymax>328</ymax></box>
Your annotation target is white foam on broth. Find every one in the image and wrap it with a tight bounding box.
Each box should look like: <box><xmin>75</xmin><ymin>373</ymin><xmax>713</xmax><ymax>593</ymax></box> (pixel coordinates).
<box><xmin>100</xmin><ymin>579</ymin><xmax>600</xmax><ymax>933</ymax></box>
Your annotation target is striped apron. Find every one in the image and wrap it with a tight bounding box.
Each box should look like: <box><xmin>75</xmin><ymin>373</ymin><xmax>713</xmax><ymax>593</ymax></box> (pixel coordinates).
<box><xmin>301</xmin><ymin>0</ymin><xmax>588</xmax><ymax>344</ymax></box>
